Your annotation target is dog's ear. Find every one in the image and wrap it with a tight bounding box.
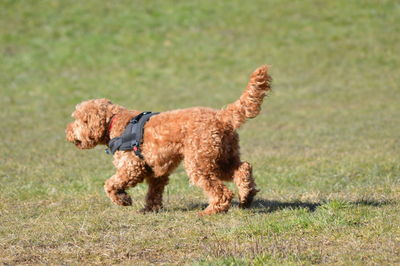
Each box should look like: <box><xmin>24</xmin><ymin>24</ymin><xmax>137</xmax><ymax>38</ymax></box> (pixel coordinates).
<box><xmin>85</xmin><ymin>99</ymin><xmax>112</xmax><ymax>142</ymax></box>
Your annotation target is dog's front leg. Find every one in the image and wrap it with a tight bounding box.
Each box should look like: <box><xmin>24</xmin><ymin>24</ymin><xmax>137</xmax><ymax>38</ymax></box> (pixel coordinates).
<box><xmin>104</xmin><ymin>174</ymin><xmax>136</xmax><ymax>206</ymax></box>
<box><xmin>141</xmin><ymin>175</ymin><xmax>169</xmax><ymax>213</ymax></box>
<box><xmin>104</xmin><ymin>152</ymin><xmax>148</xmax><ymax>206</ymax></box>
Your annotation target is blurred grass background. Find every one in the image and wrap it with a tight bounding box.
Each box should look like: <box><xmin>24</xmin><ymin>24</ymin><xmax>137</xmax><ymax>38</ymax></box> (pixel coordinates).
<box><xmin>1</xmin><ymin>0</ymin><xmax>399</xmax><ymax>264</ymax></box>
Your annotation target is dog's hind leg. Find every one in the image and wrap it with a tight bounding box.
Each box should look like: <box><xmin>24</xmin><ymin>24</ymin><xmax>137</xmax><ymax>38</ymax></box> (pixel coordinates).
<box><xmin>104</xmin><ymin>152</ymin><xmax>148</xmax><ymax>206</ymax></box>
<box><xmin>233</xmin><ymin>161</ymin><xmax>259</xmax><ymax>208</ymax></box>
<box><xmin>142</xmin><ymin>175</ymin><xmax>169</xmax><ymax>212</ymax></box>
<box><xmin>196</xmin><ymin>174</ymin><xmax>234</xmax><ymax>216</ymax></box>
<box><xmin>185</xmin><ymin>158</ymin><xmax>233</xmax><ymax>215</ymax></box>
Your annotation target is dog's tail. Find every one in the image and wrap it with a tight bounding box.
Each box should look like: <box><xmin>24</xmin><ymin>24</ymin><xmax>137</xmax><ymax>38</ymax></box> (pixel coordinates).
<box><xmin>218</xmin><ymin>65</ymin><xmax>272</xmax><ymax>129</ymax></box>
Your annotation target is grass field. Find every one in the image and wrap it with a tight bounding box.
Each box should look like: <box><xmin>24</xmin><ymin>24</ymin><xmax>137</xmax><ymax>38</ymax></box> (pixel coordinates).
<box><xmin>1</xmin><ymin>0</ymin><xmax>399</xmax><ymax>264</ymax></box>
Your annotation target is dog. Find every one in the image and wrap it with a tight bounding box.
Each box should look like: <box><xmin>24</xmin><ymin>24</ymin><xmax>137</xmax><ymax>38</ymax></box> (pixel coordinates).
<box><xmin>66</xmin><ymin>65</ymin><xmax>271</xmax><ymax>215</ymax></box>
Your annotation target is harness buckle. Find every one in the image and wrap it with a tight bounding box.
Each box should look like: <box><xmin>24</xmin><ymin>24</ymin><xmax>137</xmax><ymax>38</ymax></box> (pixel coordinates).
<box><xmin>131</xmin><ymin>140</ymin><xmax>139</xmax><ymax>149</ymax></box>
<box><xmin>132</xmin><ymin>144</ymin><xmax>143</xmax><ymax>159</ymax></box>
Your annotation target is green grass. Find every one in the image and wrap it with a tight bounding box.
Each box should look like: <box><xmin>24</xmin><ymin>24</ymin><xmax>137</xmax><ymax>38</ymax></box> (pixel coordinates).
<box><xmin>1</xmin><ymin>0</ymin><xmax>399</xmax><ymax>264</ymax></box>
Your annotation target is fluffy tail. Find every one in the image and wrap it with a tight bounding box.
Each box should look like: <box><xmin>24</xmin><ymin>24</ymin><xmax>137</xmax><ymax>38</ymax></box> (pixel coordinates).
<box><xmin>219</xmin><ymin>65</ymin><xmax>272</xmax><ymax>129</ymax></box>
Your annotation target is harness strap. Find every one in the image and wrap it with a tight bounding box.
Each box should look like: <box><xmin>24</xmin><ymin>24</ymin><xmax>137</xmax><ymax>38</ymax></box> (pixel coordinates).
<box><xmin>106</xmin><ymin>112</ymin><xmax>159</xmax><ymax>159</ymax></box>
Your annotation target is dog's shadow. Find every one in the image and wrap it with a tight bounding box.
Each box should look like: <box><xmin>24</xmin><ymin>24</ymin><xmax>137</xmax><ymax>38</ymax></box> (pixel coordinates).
<box><xmin>249</xmin><ymin>199</ymin><xmax>321</xmax><ymax>213</ymax></box>
<box><xmin>170</xmin><ymin>198</ymin><xmax>392</xmax><ymax>213</ymax></box>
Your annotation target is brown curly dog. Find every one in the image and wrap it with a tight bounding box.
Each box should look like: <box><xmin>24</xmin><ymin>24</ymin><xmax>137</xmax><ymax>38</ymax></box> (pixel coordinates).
<box><xmin>66</xmin><ymin>65</ymin><xmax>271</xmax><ymax>215</ymax></box>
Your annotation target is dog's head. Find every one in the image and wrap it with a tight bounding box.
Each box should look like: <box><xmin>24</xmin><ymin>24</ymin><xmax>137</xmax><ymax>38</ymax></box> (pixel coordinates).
<box><xmin>66</xmin><ymin>98</ymin><xmax>113</xmax><ymax>149</ymax></box>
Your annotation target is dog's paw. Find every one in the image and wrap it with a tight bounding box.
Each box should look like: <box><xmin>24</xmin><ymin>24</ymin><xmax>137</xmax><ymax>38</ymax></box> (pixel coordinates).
<box><xmin>238</xmin><ymin>188</ymin><xmax>260</xmax><ymax>209</ymax></box>
<box><xmin>139</xmin><ymin>205</ymin><xmax>163</xmax><ymax>214</ymax></box>
<box><xmin>197</xmin><ymin>206</ymin><xmax>229</xmax><ymax>216</ymax></box>
<box><xmin>111</xmin><ymin>191</ymin><xmax>132</xmax><ymax>206</ymax></box>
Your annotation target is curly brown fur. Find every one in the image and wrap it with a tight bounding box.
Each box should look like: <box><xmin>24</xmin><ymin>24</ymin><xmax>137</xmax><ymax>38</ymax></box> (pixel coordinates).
<box><xmin>66</xmin><ymin>65</ymin><xmax>272</xmax><ymax>215</ymax></box>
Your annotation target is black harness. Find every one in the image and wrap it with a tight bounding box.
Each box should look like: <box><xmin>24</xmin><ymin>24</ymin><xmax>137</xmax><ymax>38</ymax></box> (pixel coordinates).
<box><xmin>106</xmin><ymin>112</ymin><xmax>159</xmax><ymax>159</ymax></box>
